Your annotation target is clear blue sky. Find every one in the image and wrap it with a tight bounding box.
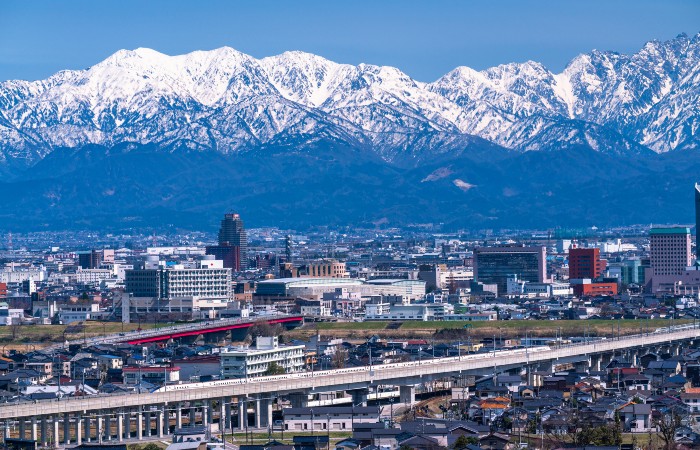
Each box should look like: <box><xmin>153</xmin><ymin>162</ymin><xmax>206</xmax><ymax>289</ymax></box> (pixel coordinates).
<box><xmin>1</xmin><ymin>0</ymin><xmax>698</xmax><ymax>82</ymax></box>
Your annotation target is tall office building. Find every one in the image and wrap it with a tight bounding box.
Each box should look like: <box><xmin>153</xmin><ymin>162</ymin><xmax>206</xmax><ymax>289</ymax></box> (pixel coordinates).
<box><xmin>78</xmin><ymin>249</ymin><xmax>115</xmax><ymax>269</ymax></box>
<box><xmin>473</xmin><ymin>246</ymin><xmax>547</xmax><ymax>296</ymax></box>
<box><xmin>649</xmin><ymin>227</ymin><xmax>692</xmax><ymax>276</ymax></box>
<box><xmin>207</xmin><ymin>213</ymin><xmax>248</xmax><ymax>271</ymax></box>
<box><xmin>569</xmin><ymin>248</ymin><xmax>607</xmax><ymax>279</ymax></box>
<box><xmin>695</xmin><ymin>183</ymin><xmax>700</xmax><ymax>259</ymax></box>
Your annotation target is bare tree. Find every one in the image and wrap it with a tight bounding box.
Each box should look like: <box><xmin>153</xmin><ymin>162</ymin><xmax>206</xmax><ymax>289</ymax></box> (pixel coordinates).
<box><xmin>332</xmin><ymin>347</ymin><xmax>348</xmax><ymax>369</ymax></box>
<box><xmin>654</xmin><ymin>410</ymin><xmax>682</xmax><ymax>450</ymax></box>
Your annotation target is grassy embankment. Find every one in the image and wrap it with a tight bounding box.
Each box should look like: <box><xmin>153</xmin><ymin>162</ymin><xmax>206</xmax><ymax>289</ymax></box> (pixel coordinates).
<box><xmin>292</xmin><ymin>319</ymin><xmax>690</xmax><ymax>341</ymax></box>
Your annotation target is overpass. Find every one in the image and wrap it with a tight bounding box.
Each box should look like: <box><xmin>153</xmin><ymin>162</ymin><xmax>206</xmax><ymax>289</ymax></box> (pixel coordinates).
<box><xmin>54</xmin><ymin>315</ymin><xmax>304</xmax><ymax>348</ymax></box>
<box><xmin>7</xmin><ymin>325</ymin><xmax>700</xmax><ymax>446</ymax></box>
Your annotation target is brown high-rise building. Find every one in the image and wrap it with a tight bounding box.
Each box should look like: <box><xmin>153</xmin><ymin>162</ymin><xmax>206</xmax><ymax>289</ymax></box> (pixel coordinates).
<box><xmin>569</xmin><ymin>248</ymin><xmax>607</xmax><ymax>280</ymax></box>
<box><xmin>207</xmin><ymin>213</ymin><xmax>247</xmax><ymax>271</ymax></box>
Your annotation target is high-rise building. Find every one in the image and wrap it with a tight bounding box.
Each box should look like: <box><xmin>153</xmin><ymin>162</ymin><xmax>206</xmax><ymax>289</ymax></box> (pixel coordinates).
<box><xmin>569</xmin><ymin>248</ymin><xmax>607</xmax><ymax>280</ymax></box>
<box><xmin>649</xmin><ymin>227</ymin><xmax>692</xmax><ymax>276</ymax></box>
<box><xmin>695</xmin><ymin>183</ymin><xmax>700</xmax><ymax>259</ymax></box>
<box><xmin>78</xmin><ymin>249</ymin><xmax>114</xmax><ymax>269</ymax></box>
<box><xmin>473</xmin><ymin>246</ymin><xmax>547</xmax><ymax>296</ymax></box>
<box><xmin>214</xmin><ymin>213</ymin><xmax>247</xmax><ymax>270</ymax></box>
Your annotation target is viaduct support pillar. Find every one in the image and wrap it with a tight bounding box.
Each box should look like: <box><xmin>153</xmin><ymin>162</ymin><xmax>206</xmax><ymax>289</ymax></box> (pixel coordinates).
<box><xmin>224</xmin><ymin>398</ymin><xmax>232</xmax><ymax>430</ymax></box>
<box><xmin>117</xmin><ymin>414</ymin><xmax>124</xmax><ymax>442</ymax></box>
<box><xmin>237</xmin><ymin>398</ymin><xmax>246</xmax><ymax>430</ymax></box>
<box><xmin>399</xmin><ymin>386</ymin><xmax>416</xmax><ymax>405</ymax></box>
<box><xmin>97</xmin><ymin>416</ymin><xmax>103</xmax><ymax>443</ymax></box>
<box><xmin>137</xmin><ymin>412</ymin><xmax>143</xmax><ymax>440</ymax></box>
<box><xmin>84</xmin><ymin>416</ymin><xmax>91</xmax><ymax>442</ymax></box>
<box><xmin>254</xmin><ymin>396</ymin><xmax>262</xmax><ymax>429</ymax></box>
<box><xmin>30</xmin><ymin>417</ymin><xmax>37</xmax><ymax>443</ymax></box>
<box><xmin>157</xmin><ymin>409</ymin><xmax>164</xmax><ymax>438</ymax></box>
<box><xmin>63</xmin><ymin>413</ymin><xmax>71</xmax><ymax>445</ymax></box>
<box><xmin>176</xmin><ymin>404</ymin><xmax>182</xmax><ymax>429</ymax></box>
<box><xmin>75</xmin><ymin>416</ymin><xmax>82</xmax><ymax>446</ymax></box>
<box><xmin>40</xmin><ymin>416</ymin><xmax>47</xmax><ymax>446</ymax></box>
<box><xmin>351</xmin><ymin>388</ymin><xmax>369</xmax><ymax>407</ymax></box>
<box><xmin>52</xmin><ymin>417</ymin><xmax>59</xmax><ymax>446</ymax></box>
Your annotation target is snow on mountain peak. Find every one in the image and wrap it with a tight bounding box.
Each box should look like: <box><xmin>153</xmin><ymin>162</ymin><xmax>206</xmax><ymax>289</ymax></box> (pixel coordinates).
<box><xmin>0</xmin><ymin>32</ymin><xmax>698</xmax><ymax>166</ymax></box>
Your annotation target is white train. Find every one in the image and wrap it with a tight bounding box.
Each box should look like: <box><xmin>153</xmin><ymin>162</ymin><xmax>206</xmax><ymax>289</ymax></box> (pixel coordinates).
<box><xmin>152</xmin><ymin>345</ymin><xmax>550</xmax><ymax>393</ymax></box>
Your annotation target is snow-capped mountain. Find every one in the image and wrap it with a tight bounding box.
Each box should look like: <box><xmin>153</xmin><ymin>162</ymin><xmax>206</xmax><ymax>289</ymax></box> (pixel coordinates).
<box><xmin>0</xmin><ymin>32</ymin><xmax>699</xmax><ymax>170</ymax></box>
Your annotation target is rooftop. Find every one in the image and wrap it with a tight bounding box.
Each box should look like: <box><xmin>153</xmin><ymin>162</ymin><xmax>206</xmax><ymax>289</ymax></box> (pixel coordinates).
<box><xmin>649</xmin><ymin>227</ymin><xmax>690</xmax><ymax>235</ymax></box>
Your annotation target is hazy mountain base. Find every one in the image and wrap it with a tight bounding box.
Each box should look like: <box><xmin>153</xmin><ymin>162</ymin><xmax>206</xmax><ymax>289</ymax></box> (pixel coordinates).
<box><xmin>0</xmin><ymin>139</ymin><xmax>697</xmax><ymax>232</ymax></box>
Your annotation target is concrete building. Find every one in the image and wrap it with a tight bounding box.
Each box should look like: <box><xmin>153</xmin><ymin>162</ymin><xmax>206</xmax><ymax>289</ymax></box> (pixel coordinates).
<box><xmin>650</xmin><ymin>227</ymin><xmax>692</xmax><ymax>276</ymax></box>
<box><xmin>58</xmin><ymin>303</ymin><xmax>101</xmax><ymax>324</ymax></box>
<box><xmin>122</xmin><ymin>366</ymin><xmax>180</xmax><ymax>386</ymax></box>
<box><xmin>216</xmin><ymin>213</ymin><xmax>247</xmax><ymax>270</ymax></box>
<box><xmin>78</xmin><ymin>249</ymin><xmax>114</xmax><ymax>270</ymax></box>
<box><xmin>220</xmin><ymin>336</ymin><xmax>304</xmax><ymax>379</ymax></box>
<box><xmin>255</xmin><ymin>278</ymin><xmax>425</xmax><ymax>302</ymax></box>
<box><xmin>506</xmin><ymin>275</ymin><xmax>571</xmax><ymax>297</ymax></box>
<box><xmin>282</xmin><ymin>406</ymin><xmax>380</xmax><ymax>431</ymax></box>
<box><xmin>124</xmin><ymin>256</ymin><xmax>232</xmax><ymax>319</ymax></box>
<box><xmin>76</xmin><ymin>269</ymin><xmax>113</xmax><ymax>286</ymax></box>
<box><xmin>474</xmin><ymin>246</ymin><xmax>547</xmax><ymax>296</ymax></box>
<box><xmin>569</xmin><ymin>248</ymin><xmax>607</xmax><ymax>279</ymax></box>
<box><xmin>306</xmin><ymin>260</ymin><xmax>348</xmax><ymax>278</ymax></box>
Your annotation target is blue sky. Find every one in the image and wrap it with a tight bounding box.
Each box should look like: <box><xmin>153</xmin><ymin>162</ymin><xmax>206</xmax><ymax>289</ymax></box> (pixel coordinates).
<box><xmin>1</xmin><ymin>0</ymin><xmax>698</xmax><ymax>82</ymax></box>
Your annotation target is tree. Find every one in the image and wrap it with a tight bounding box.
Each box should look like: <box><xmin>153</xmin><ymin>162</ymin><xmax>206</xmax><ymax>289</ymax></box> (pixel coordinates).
<box><xmin>655</xmin><ymin>410</ymin><xmax>682</xmax><ymax>450</ymax></box>
<box><xmin>332</xmin><ymin>347</ymin><xmax>348</xmax><ymax>369</ymax></box>
<box><xmin>452</xmin><ymin>435</ymin><xmax>478</xmax><ymax>449</ymax></box>
<box><xmin>246</xmin><ymin>322</ymin><xmax>284</xmax><ymax>341</ymax></box>
<box><xmin>142</xmin><ymin>444</ymin><xmax>161</xmax><ymax>450</ymax></box>
<box><xmin>264</xmin><ymin>362</ymin><xmax>286</xmax><ymax>375</ymax></box>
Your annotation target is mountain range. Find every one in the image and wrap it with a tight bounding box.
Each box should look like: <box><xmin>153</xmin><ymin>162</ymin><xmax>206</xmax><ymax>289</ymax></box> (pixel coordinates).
<box><xmin>0</xmin><ymin>33</ymin><xmax>698</xmax><ymax>231</ymax></box>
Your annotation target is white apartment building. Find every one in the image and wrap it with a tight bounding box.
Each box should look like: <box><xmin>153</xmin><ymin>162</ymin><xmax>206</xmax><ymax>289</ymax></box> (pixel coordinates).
<box><xmin>76</xmin><ymin>268</ymin><xmax>113</xmax><ymax>285</ymax></box>
<box><xmin>58</xmin><ymin>303</ymin><xmax>101</xmax><ymax>324</ymax></box>
<box><xmin>124</xmin><ymin>256</ymin><xmax>232</xmax><ymax>319</ymax></box>
<box><xmin>220</xmin><ymin>336</ymin><xmax>305</xmax><ymax>379</ymax></box>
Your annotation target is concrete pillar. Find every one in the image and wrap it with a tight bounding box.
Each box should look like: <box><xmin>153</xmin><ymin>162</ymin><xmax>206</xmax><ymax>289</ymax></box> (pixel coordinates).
<box><xmin>189</xmin><ymin>406</ymin><xmax>196</xmax><ymax>425</ymax></box>
<box><xmin>399</xmin><ymin>385</ymin><xmax>416</xmax><ymax>405</ymax></box>
<box><xmin>289</xmin><ymin>393</ymin><xmax>309</xmax><ymax>408</ymax></box>
<box><xmin>219</xmin><ymin>399</ymin><xmax>226</xmax><ymax>431</ymax></box>
<box><xmin>157</xmin><ymin>409</ymin><xmax>164</xmax><ymax>438</ymax></box>
<box><xmin>238</xmin><ymin>398</ymin><xmax>246</xmax><ymax>430</ymax></box>
<box><xmin>52</xmin><ymin>417</ymin><xmax>59</xmax><ymax>446</ymax></box>
<box><xmin>105</xmin><ymin>415</ymin><xmax>112</xmax><ymax>441</ymax></box>
<box><xmin>224</xmin><ymin>398</ymin><xmax>232</xmax><ymax>430</ymax></box>
<box><xmin>5</xmin><ymin>421</ymin><xmax>10</xmax><ymax>440</ymax></box>
<box><xmin>203</xmin><ymin>401</ymin><xmax>210</xmax><ymax>427</ymax></box>
<box><xmin>254</xmin><ymin>396</ymin><xmax>261</xmax><ymax>429</ymax></box>
<box><xmin>137</xmin><ymin>412</ymin><xmax>143</xmax><ymax>440</ymax></box>
<box><xmin>146</xmin><ymin>411</ymin><xmax>152</xmax><ymax>437</ymax></box>
<box><xmin>264</xmin><ymin>398</ymin><xmax>273</xmax><ymax>429</ymax></box>
<box><xmin>351</xmin><ymin>388</ymin><xmax>369</xmax><ymax>407</ymax></box>
<box><xmin>176</xmin><ymin>404</ymin><xmax>183</xmax><ymax>429</ymax></box>
<box><xmin>18</xmin><ymin>419</ymin><xmax>25</xmax><ymax>440</ymax></box>
<box><xmin>84</xmin><ymin>416</ymin><xmax>91</xmax><ymax>442</ymax></box>
<box><xmin>97</xmin><ymin>416</ymin><xmax>103</xmax><ymax>443</ymax></box>
<box><xmin>30</xmin><ymin>417</ymin><xmax>38</xmax><ymax>442</ymax></box>
<box><xmin>76</xmin><ymin>416</ymin><xmax>82</xmax><ymax>446</ymax></box>
<box><xmin>63</xmin><ymin>413</ymin><xmax>71</xmax><ymax>445</ymax></box>
<box><xmin>117</xmin><ymin>414</ymin><xmax>124</xmax><ymax>442</ymax></box>
<box><xmin>40</xmin><ymin>416</ymin><xmax>47</xmax><ymax>446</ymax></box>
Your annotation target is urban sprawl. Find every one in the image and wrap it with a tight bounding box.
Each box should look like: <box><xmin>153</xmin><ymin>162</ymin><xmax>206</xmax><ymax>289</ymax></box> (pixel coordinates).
<box><xmin>2</xmin><ymin>188</ymin><xmax>700</xmax><ymax>450</ymax></box>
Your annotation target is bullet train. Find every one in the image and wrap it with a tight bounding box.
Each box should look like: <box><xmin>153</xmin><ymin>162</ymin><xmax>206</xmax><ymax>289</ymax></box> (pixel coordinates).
<box><xmin>152</xmin><ymin>345</ymin><xmax>550</xmax><ymax>393</ymax></box>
